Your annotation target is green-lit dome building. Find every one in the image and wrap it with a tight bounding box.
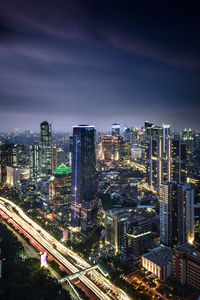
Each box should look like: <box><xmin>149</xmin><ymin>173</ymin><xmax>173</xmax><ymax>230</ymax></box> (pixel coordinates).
<box><xmin>49</xmin><ymin>163</ymin><xmax>71</xmax><ymax>221</ymax></box>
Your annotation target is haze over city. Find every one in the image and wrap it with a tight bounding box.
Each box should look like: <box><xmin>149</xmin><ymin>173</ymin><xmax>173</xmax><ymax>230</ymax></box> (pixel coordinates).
<box><xmin>0</xmin><ymin>1</ymin><xmax>200</xmax><ymax>131</ymax></box>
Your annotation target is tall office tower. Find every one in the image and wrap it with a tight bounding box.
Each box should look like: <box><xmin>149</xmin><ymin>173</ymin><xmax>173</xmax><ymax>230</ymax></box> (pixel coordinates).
<box><xmin>126</xmin><ymin>216</ymin><xmax>152</xmax><ymax>259</ymax></box>
<box><xmin>71</xmin><ymin>125</ymin><xmax>97</xmax><ymax>232</ymax></box>
<box><xmin>49</xmin><ymin>163</ymin><xmax>71</xmax><ymax>221</ymax></box>
<box><xmin>145</xmin><ymin>137</ymin><xmax>163</xmax><ymax>189</ymax></box>
<box><xmin>118</xmin><ymin>140</ymin><xmax>131</xmax><ymax>166</ymax></box>
<box><xmin>101</xmin><ymin>135</ymin><xmax>113</xmax><ymax>163</ymax></box>
<box><xmin>52</xmin><ymin>145</ymin><xmax>65</xmax><ymax>173</ymax></box>
<box><xmin>160</xmin><ymin>182</ymin><xmax>194</xmax><ymax>247</ymax></box>
<box><xmin>0</xmin><ymin>143</ymin><xmax>17</xmax><ymax>183</ymax></box>
<box><xmin>30</xmin><ymin>143</ymin><xmax>41</xmax><ymax>179</ymax></box>
<box><xmin>105</xmin><ymin>209</ymin><xmax>131</xmax><ymax>254</ymax></box>
<box><xmin>162</xmin><ymin>124</ymin><xmax>170</xmax><ymax>152</ymax></box>
<box><xmin>167</xmin><ymin>138</ymin><xmax>187</xmax><ymax>183</ymax></box>
<box><xmin>112</xmin><ymin>123</ymin><xmax>120</xmax><ymax>137</ymax></box>
<box><xmin>40</xmin><ymin>121</ymin><xmax>52</xmax><ymax>177</ymax></box>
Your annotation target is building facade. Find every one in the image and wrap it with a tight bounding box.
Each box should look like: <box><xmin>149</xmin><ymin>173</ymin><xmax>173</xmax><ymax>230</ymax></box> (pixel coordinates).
<box><xmin>40</xmin><ymin>121</ymin><xmax>52</xmax><ymax>177</ymax></box>
<box><xmin>173</xmin><ymin>244</ymin><xmax>200</xmax><ymax>290</ymax></box>
<box><xmin>52</xmin><ymin>145</ymin><xmax>65</xmax><ymax>173</ymax></box>
<box><xmin>126</xmin><ymin>216</ymin><xmax>152</xmax><ymax>259</ymax></box>
<box><xmin>71</xmin><ymin>125</ymin><xmax>97</xmax><ymax>231</ymax></box>
<box><xmin>160</xmin><ymin>182</ymin><xmax>194</xmax><ymax>247</ymax></box>
<box><xmin>0</xmin><ymin>143</ymin><xmax>16</xmax><ymax>183</ymax></box>
<box><xmin>30</xmin><ymin>142</ymin><xmax>40</xmax><ymax>179</ymax></box>
<box><xmin>105</xmin><ymin>209</ymin><xmax>131</xmax><ymax>254</ymax></box>
<box><xmin>142</xmin><ymin>247</ymin><xmax>172</xmax><ymax>280</ymax></box>
<box><xmin>6</xmin><ymin>166</ymin><xmax>20</xmax><ymax>187</ymax></box>
<box><xmin>49</xmin><ymin>163</ymin><xmax>71</xmax><ymax>222</ymax></box>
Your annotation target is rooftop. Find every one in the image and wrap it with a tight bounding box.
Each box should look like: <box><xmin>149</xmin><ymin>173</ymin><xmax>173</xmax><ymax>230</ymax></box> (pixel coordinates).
<box><xmin>142</xmin><ymin>246</ymin><xmax>172</xmax><ymax>267</ymax></box>
<box><xmin>54</xmin><ymin>163</ymin><xmax>71</xmax><ymax>175</ymax></box>
<box><xmin>174</xmin><ymin>244</ymin><xmax>200</xmax><ymax>259</ymax></box>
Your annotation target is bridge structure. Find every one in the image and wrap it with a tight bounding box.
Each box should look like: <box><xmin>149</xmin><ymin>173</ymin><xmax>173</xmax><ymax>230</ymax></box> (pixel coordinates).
<box><xmin>59</xmin><ymin>264</ymin><xmax>108</xmax><ymax>283</ymax></box>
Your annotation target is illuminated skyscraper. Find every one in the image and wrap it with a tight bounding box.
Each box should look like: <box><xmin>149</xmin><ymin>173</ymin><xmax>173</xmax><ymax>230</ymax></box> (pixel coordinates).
<box><xmin>40</xmin><ymin>121</ymin><xmax>52</xmax><ymax>177</ymax></box>
<box><xmin>49</xmin><ymin>163</ymin><xmax>71</xmax><ymax>221</ymax></box>
<box><xmin>30</xmin><ymin>142</ymin><xmax>40</xmax><ymax>179</ymax></box>
<box><xmin>167</xmin><ymin>137</ymin><xmax>187</xmax><ymax>183</ymax></box>
<box><xmin>160</xmin><ymin>182</ymin><xmax>194</xmax><ymax>247</ymax></box>
<box><xmin>162</xmin><ymin>124</ymin><xmax>170</xmax><ymax>152</ymax></box>
<box><xmin>145</xmin><ymin>137</ymin><xmax>163</xmax><ymax>189</ymax></box>
<box><xmin>71</xmin><ymin>125</ymin><xmax>97</xmax><ymax>231</ymax></box>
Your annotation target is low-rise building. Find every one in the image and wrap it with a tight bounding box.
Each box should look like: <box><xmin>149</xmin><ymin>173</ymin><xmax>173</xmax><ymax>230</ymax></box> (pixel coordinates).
<box><xmin>141</xmin><ymin>246</ymin><xmax>172</xmax><ymax>280</ymax></box>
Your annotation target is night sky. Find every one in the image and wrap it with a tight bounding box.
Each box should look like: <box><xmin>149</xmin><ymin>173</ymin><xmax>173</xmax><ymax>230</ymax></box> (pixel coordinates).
<box><xmin>0</xmin><ymin>1</ymin><xmax>200</xmax><ymax>131</ymax></box>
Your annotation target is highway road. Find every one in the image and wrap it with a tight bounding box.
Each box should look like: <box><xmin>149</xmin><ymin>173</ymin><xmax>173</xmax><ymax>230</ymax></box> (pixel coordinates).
<box><xmin>0</xmin><ymin>197</ymin><xmax>129</xmax><ymax>300</ymax></box>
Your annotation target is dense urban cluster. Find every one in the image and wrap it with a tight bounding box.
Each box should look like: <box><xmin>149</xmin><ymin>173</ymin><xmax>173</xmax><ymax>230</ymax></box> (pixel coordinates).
<box><xmin>0</xmin><ymin>121</ymin><xmax>200</xmax><ymax>299</ymax></box>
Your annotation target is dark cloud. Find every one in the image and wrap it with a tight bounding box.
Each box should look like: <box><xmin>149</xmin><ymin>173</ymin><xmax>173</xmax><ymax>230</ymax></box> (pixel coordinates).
<box><xmin>0</xmin><ymin>0</ymin><xmax>200</xmax><ymax>131</ymax></box>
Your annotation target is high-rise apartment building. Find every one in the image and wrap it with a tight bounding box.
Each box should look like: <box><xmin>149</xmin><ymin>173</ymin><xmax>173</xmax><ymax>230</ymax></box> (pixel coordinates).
<box><xmin>0</xmin><ymin>143</ymin><xmax>17</xmax><ymax>183</ymax></box>
<box><xmin>40</xmin><ymin>121</ymin><xmax>52</xmax><ymax>177</ymax></box>
<box><xmin>160</xmin><ymin>182</ymin><xmax>194</xmax><ymax>247</ymax></box>
<box><xmin>71</xmin><ymin>125</ymin><xmax>97</xmax><ymax>232</ymax></box>
<box><xmin>167</xmin><ymin>137</ymin><xmax>187</xmax><ymax>183</ymax></box>
<box><xmin>145</xmin><ymin>135</ymin><xmax>187</xmax><ymax>190</ymax></box>
<box><xmin>145</xmin><ymin>137</ymin><xmax>163</xmax><ymax>189</ymax></box>
<box><xmin>30</xmin><ymin>142</ymin><xmax>40</xmax><ymax>179</ymax></box>
<box><xmin>162</xmin><ymin>124</ymin><xmax>170</xmax><ymax>152</ymax></box>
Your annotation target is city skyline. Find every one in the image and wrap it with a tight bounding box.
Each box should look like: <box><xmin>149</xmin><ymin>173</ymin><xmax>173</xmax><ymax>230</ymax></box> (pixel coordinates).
<box><xmin>0</xmin><ymin>1</ymin><xmax>200</xmax><ymax>131</ymax></box>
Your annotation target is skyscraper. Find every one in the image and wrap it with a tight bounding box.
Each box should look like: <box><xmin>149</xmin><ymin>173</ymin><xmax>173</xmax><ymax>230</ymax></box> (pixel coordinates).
<box><xmin>167</xmin><ymin>137</ymin><xmax>187</xmax><ymax>183</ymax></box>
<box><xmin>145</xmin><ymin>137</ymin><xmax>163</xmax><ymax>189</ymax></box>
<box><xmin>160</xmin><ymin>182</ymin><xmax>194</xmax><ymax>247</ymax></box>
<box><xmin>71</xmin><ymin>125</ymin><xmax>97</xmax><ymax>231</ymax></box>
<box><xmin>0</xmin><ymin>143</ymin><xmax>17</xmax><ymax>183</ymax></box>
<box><xmin>30</xmin><ymin>142</ymin><xmax>40</xmax><ymax>179</ymax></box>
<box><xmin>49</xmin><ymin>163</ymin><xmax>71</xmax><ymax>221</ymax></box>
<box><xmin>162</xmin><ymin>124</ymin><xmax>170</xmax><ymax>152</ymax></box>
<box><xmin>40</xmin><ymin>121</ymin><xmax>52</xmax><ymax>177</ymax></box>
